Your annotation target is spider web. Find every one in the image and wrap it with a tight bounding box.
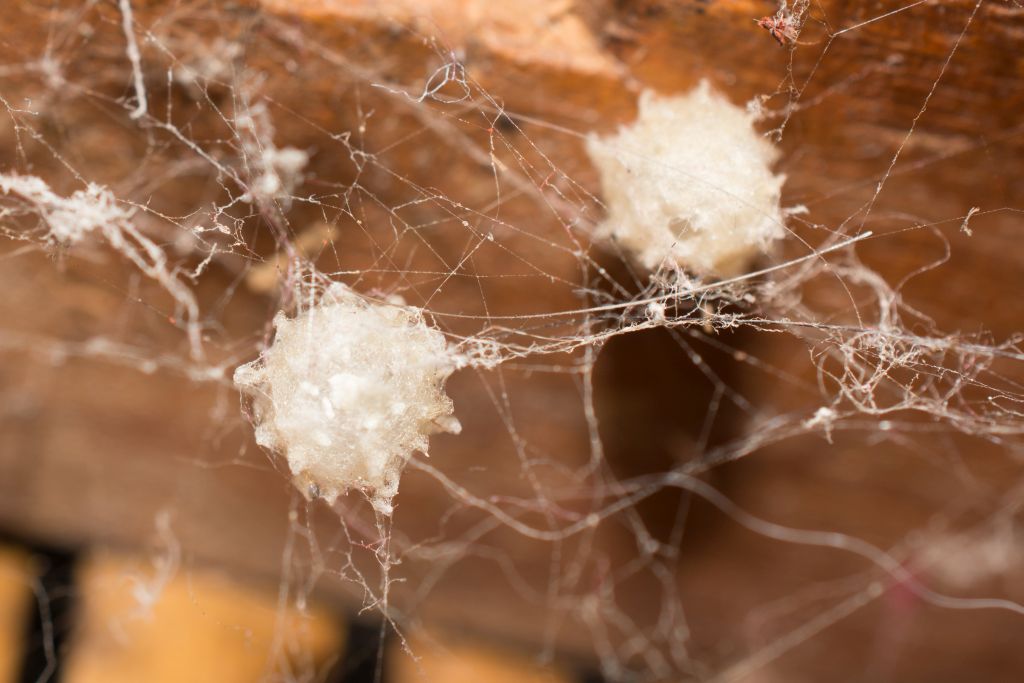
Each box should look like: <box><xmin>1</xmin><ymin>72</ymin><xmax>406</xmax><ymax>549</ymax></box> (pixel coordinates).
<box><xmin>2</xmin><ymin>0</ymin><xmax>1024</xmax><ymax>681</ymax></box>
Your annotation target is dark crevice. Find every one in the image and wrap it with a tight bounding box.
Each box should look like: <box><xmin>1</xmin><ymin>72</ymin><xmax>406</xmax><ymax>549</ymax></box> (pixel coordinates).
<box><xmin>12</xmin><ymin>538</ymin><xmax>79</xmax><ymax>683</ymax></box>
<box><xmin>328</xmin><ymin>618</ymin><xmax>388</xmax><ymax>683</ymax></box>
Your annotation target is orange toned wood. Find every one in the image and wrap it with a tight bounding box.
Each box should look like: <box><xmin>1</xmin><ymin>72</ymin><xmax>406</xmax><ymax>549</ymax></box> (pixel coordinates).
<box><xmin>0</xmin><ymin>547</ymin><xmax>36</xmax><ymax>683</ymax></box>
<box><xmin>64</xmin><ymin>552</ymin><xmax>344</xmax><ymax>683</ymax></box>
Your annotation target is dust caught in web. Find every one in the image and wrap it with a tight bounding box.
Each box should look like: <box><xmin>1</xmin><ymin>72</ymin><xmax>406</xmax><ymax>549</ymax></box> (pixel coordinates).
<box><xmin>2</xmin><ymin>0</ymin><xmax>1024</xmax><ymax>681</ymax></box>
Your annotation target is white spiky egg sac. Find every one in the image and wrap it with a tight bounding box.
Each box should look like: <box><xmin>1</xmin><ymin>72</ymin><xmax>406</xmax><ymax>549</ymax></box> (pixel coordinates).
<box><xmin>234</xmin><ymin>283</ymin><xmax>461</xmax><ymax>516</ymax></box>
<box><xmin>585</xmin><ymin>81</ymin><xmax>787</xmax><ymax>277</ymax></box>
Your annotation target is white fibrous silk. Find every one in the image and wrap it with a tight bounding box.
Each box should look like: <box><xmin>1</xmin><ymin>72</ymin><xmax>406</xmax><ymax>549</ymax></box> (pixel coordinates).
<box><xmin>0</xmin><ymin>174</ymin><xmax>128</xmax><ymax>244</ymax></box>
<box><xmin>234</xmin><ymin>283</ymin><xmax>461</xmax><ymax>515</ymax></box>
<box><xmin>586</xmin><ymin>81</ymin><xmax>787</xmax><ymax>277</ymax></box>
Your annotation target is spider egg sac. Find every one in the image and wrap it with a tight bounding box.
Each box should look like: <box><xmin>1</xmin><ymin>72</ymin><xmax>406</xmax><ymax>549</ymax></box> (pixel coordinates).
<box><xmin>234</xmin><ymin>283</ymin><xmax>461</xmax><ymax>516</ymax></box>
<box><xmin>586</xmin><ymin>81</ymin><xmax>787</xmax><ymax>277</ymax></box>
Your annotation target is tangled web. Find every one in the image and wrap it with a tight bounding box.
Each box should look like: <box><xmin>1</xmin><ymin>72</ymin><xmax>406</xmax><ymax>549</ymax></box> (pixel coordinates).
<box><xmin>2</xmin><ymin>0</ymin><xmax>1024</xmax><ymax>680</ymax></box>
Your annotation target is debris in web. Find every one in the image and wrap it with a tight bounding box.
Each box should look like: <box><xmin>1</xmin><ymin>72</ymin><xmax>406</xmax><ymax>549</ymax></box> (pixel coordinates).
<box><xmin>0</xmin><ymin>174</ymin><xmax>128</xmax><ymax>245</ymax></box>
<box><xmin>234</xmin><ymin>103</ymin><xmax>310</xmax><ymax>207</ymax></box>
